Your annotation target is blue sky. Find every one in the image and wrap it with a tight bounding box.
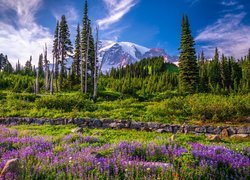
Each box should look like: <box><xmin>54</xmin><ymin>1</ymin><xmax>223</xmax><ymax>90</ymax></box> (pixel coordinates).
<box><xmin>0</xmin><ymin>0</ymin><xmax>250</xmax><ymax>65</ymax></box>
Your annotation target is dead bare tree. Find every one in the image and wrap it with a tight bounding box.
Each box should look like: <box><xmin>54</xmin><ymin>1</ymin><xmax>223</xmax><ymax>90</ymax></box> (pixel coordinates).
<box><xmin>93</xmin><ymin>26</ymin><xmax>99</xmax><ymax>99</ymax></box>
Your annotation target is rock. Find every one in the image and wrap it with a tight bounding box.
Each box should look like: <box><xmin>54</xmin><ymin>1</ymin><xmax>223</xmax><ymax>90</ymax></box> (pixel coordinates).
<box><xmin>207</xmin><ymin>135</ymin><xmax>221</xmax><ymax>142</ymax></box>
<box><xmin>156</xmin><ymin>129</ymin><xmax>166</xmax><ymax>133</ymax></box>
<box><xmin>180</xmin><ymin>123</ymin><xmax>189</xmax><ymax>134</ymax></box>
<box><xmin>227</xmin><ymin>127</ymin><xmax>237</xmax><ymax>135</ymax></box>
<box><xmin>170</xmin><ymin>134</ymin><xmax>177</xmax><ymax>141</ymax></box>
<box><xmin>147</xmin><ymin>122</ymin><xmax>160</xmax><ymax>130</ymax></box>
<box><xmin>195</xmin><ymin>127</ymin><xmax>206</xmax><ymax>133</ymax></box>
<box><xmin>93</xmin><ymin>119</ymin><xmax>103</xmax><ymax>128</ymax></box>
<box><xmin>33</xmin><ymin>119</ymin><xmax>45</xmax><ymax>125</ymax></box>
<box><xmin>109</xmin><ymin>122</ymin><xmax>125</xmax><ymax>129</ymax></box>
<box><xmin>220</xmin><ymin>129</ymin><xmax>229</xmax><ymax>139</ymax></box>
<box><xmin>71</xmin><ymin>127</ymin><xmax>83</xmax><ymax>133</ymax></box>
<box><xmin>172</xmin><ymin>125</ymin><xmax>180</xmax><ymax>133</ymax></box>
<box><xmin>130</xmin><ymin>122</ymin><xmax>141</xmax><ymax>130</ymax></box>
<box><xmin>237</xmin><ymin>127</ymin><xmax>250</xmax><ymax>134</ymax></box>
<box><xmin>0</xmin><ymin>158</ymin><xmax>19</xmax><ymax>178</ymax></box>
<box><xmin>206</xmin><ymin>126</ymin><xmax>221</xmax><ymax>134</ymax></box>
<box><xmin>230</xmin><ymin>134</ymin><xmax>249</xmax><ymax>138</ymax></box>
<box><xmin>75</xmin><ymin>118</ymin><xmax>85</xmax><ymax>125</ymax></box>
<box><xmin>163</xmin><ymin>125</ymin><xmax>172</xmax><ymax>133</ymax></box>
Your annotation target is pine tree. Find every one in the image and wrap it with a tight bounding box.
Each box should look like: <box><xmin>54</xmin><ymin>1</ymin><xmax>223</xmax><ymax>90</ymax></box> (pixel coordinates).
<box><xmin>38</xmin><ymin>53</ymin><xmax>44</xmax><ymax>77</ymax></box>
<box><xmin>88</xmin><ymin>22</ymin><xmax>96</xmax><ymax>93</ymax></box>
<box><xmin>221</xmin><ymin>54</ymin><xmax>230</xmax><ymax>90</ymax></box>
<box><xmin>200</xmin><ymin>50</ymin><xmax>205</xmax><ymax>64</ymax></box>
<box><xmin>81</xmin><ymin>0</ymin><xmax>89</xmax><ymax>93</ymax></box>
<box><xmin>24</xmin><ymin>56</ymin><xmax>33</xmax><ymax>75</ymax></box>
<box><xmin>16</xmin><ymin>60</ymin><xmax>21</xmax><ymax>73</ymax></box>
<box><xmin>178</xmin><ymin>15</ymin><xmax>198</xmax><ymax>93</ymax></box>
<box><xmin>72</xmin><ymin>24</ymin><xmax>81</xmax><ymax>83</ymax></box>
<box><xmin>52</xmin><ymin>21</ymin><xmax>60</xmax><ymax>92</ymax></box>
<box><xmin>209</xmin><ymin>48</ymin><xmax>221</xmax><ymax>91</ymax></box>
<box><xmin>59</xmin><ymin>15</ymin><xmax>73</xmax><ymax>90</ymax></box>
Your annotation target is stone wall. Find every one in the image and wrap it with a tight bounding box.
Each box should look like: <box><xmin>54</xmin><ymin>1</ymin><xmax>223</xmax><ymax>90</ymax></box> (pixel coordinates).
<box><xmin>0</xmin><ymin>117</ymin><xmax>249</xmax><ymax>137</ymax></box>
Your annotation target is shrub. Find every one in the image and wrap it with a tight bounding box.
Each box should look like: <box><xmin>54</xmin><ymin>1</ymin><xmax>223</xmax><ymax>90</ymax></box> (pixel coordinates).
<box><xmin>7</xmin><ymin>93</ymin><xmax>38</xmax><ymax>102</ymax></box>
<box><xmin>35</xmin><ymin>95</ymin><xmax>97</xmax><ymax>112</ymax></box>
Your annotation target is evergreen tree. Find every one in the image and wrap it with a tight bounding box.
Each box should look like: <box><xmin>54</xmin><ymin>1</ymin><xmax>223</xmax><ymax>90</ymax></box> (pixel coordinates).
<box><xmin>200</xmin><ymin>50</ymin><xmax>205</xmax><ymax>64</ymax></box>
<box><xmin>209</xmin><ymin>48</ymin><xmax>221</xmax><ymax>91</ymax></box>
<box><xmin>221</xmin><ymin>54</ymin><xmax>230</xmax><ymax>90</ymax></box>
<box><xmin>24</xmin><ymin>56</ymin><xmax>33</xmax><ymax>75</ymax></box>
<box><xmin>178</xmin><ymin>15</ymin><xmax>198</xmax><ymax>93</ymax></box>
<box><xmin>242</xmin><ymin>50</ymin><xmax>250</xmax><ymax>91</ymax></box>
<box><xmin>59</xmin><ymin>15</ymin><xmax>73</xmax><ymax>90</ymax></box>
<box><xmin>16</xmin><ymin>60</ymin><xmax>21</xmax><ymax>73</ymax></box>
<box><xmin>81</xmin><ymin>0</ymin><xmax>89</xmax><ymax>93</ymax></box>
<box><xmin>38</xmin><ymin>53</ymin><xmax>44</xmax><ymax>77</ymax></box>
<box><xmin>52</xmin><ymin>21</ymin><xmax>60</xmax><ymax>92</ymax></box>
<box><xmin>72</xmin><ymin>24</ymin><xmax>81</xmax><ymax>83</ymax></box>
<box><xmin>88</xmin><ymin>22</ymin><xmax>96</xmax><ymax>92</ymax></box>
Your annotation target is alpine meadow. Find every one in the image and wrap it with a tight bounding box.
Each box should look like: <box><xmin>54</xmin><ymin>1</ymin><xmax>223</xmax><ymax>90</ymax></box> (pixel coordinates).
<box><xmin>0</xmin><ymin>0</ymin><xmax>249</xmax><ymax>179</ymax></box>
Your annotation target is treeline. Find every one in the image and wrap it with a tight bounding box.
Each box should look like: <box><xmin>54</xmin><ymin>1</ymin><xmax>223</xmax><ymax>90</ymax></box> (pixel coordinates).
<box><xmin>100</xmin><ymin>48</ymin><xmax>250</xmax><ymax>96</ymax></box>
<box><xmin>99</xmin><ymin>57</ymin><xmax>179</xmax><ymax>95</ymax></box>
<box><xmin>0</xmin><ymin>1</ymin><xmax>99</xmax><ymax>98</ymax></box>
<box><xmin>0</xmin><ymin>54</ymin><xmax>13</xmax><ymax>73</ymax></box>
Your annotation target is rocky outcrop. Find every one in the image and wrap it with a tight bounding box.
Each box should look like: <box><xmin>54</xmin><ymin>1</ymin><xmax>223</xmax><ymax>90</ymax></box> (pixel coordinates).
<box><xmin>0</xmin><ymin>117</ymin><xmax>249</xmax><ymax>137</ymax></box>
<box><xmin>0</xmin><ymin>158</ymin><xmax>20</xmax><ymax>178</ymax></box>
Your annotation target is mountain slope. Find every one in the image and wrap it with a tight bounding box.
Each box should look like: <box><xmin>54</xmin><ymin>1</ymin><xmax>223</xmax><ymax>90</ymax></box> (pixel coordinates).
<box><xmin>98</xmin><ymin>40</ymin><xmax>178</xmax><ymax>72</ymax></box>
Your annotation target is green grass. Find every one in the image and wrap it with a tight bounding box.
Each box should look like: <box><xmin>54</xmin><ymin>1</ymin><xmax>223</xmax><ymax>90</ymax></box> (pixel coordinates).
<box><xmin>1</xmin><ymin>91</ymin><xmax>250</xmax><ymax>125</ymax></box>
<box><xmin>9</xmin><ymin>125</ymin><xmax>250</xmax><ymax>149</ymax></box>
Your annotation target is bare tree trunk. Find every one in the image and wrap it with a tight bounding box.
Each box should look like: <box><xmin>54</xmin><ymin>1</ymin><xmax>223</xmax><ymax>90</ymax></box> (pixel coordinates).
<box><xmin>81</xmin><ymin>54</ymin><xmax>84</xmax><ymax>93</ymax></box>
<box><xmin>55</xmin><ymin>58</ymin><xmax>58</xmax><ymax>92</ymax></box>
<box><xmin>93</xmin><ymin>26</ymin><xmax>99</xmax><ymax>99</ymax></box>
<box><xmin>60</xmin><ymin>47</ymin><xmax>64</xmax><ymax>91</ymax></box>
<box><xmin>85</xmin><ymin>22</ymin><xmax>90</xmax><ymax>94</ymax></box>
<box><xmin>44</xmin><ymin>44</ymin><xmax>49</xmax><ymax>92</ymax></box>
<box><xmin>35</xmin><ymin>68</ymin><xmax>39</xmax><ymax>94</ymax></box>
<box><xmin>50</xmin><ymin>56</ymin><xmax>54</xmax><ymax>94</ymax></box>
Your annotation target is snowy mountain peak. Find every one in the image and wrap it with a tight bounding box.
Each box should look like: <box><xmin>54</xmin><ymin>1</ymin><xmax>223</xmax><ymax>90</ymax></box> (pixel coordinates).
<box><xmin>99</xmin><ymin>40</ymin><xmax>178</xmax><ymax>72</ymax></box>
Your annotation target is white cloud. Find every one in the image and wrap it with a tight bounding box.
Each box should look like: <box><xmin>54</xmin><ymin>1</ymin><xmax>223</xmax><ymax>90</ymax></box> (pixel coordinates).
<box><xmin>53</xmin><ymin>5</ymin><xmax>78</xmax><ymax>23</ymax></box>
<box><xmin>97</xmin><ymin>0</ymin><xmax>138</xmax><ymax>30</ymax></box>
<box><xmin>221</xmin><ymin>0</ymin><xmax>238</xmax><ymax>6</ymax></box>
<box><xmin>0</xmin><ymin>0</ymin><xmax>53</xmax><ymax>66</ymax></box>
<box><xmin>195</xmin><ymin>12</ymin><xmax>250</xmax><ymax>58</ymax></box>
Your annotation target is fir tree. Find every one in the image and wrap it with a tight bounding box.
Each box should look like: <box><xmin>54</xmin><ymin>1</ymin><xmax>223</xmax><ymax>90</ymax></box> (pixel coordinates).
<box><xmin>81</xmin><ymin>0</ymin><xmax>89</xmax><ymax>93</ymax></box>
<box><xmin>88</xmin><ymin>22</ymin><xmax>96</xmax><ymax>93</ymax></box>
<box><xmin>221</xmin><ymin>54</ymin><xmax>230</xmax><ymax>90</ymax></box>
<box><xmin>178</xmin><ymin>15</ymin><xmax>198</xmax><ymax>93</ymax></box>
<box><xmin>59</xmin><ymin>15</ymin><xmax>73</xmax><ymax>90</ymax></box>
<box><xmin>16</xmin><ymin>60</ymin><xmax>21</xmax><ymax>73</ymax></box>
<box><xmin>38</xmin><ymin>53</ymin><xmax>44</xmax><ymax>77</ymax></box>
<box><xmin>52</xmin><ymin>21</ymin><xmax>60</xmax><ymax>92</ymax></box>
<box><xmin>72</xmin><ymin>24</ymin><xmax>81</xmax><ymax>83</ymax></box>
<box><xmin>209</xmin><ymin>48</ymin><xmax>221</xmax><ymax>91</ymax></box>
<box><xmin>24</xmin><ymin>56</ymin><xmax>33</xmax><ymax>75</ymax></box>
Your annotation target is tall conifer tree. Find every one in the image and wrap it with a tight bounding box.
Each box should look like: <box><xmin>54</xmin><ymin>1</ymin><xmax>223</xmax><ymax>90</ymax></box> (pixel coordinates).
<box><xmin>72</xmin><ymin>24</ymin><xmax>81</xmax><ymax>83</ymax></box>
<box><xmin>52</xmin><ymin>21</ymin><xmax>60</xmax><ymax>92</ymax></box>
<box><xmin>179</xmin><ymin>15</ymin><xmax>198</xmax><ymax>93</ymax></box>
<box><xmin>59</xmin><ymin>15</ymin><xmax>73</xmax><ymax>90</ymax></box>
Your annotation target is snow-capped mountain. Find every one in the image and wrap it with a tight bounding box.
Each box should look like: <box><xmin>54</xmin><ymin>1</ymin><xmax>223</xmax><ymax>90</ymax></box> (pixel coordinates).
<box><xmin>98</xmin><ymin>40</ymin><xmax>178</xmax><ymax>72</ymax></box>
